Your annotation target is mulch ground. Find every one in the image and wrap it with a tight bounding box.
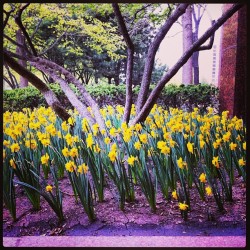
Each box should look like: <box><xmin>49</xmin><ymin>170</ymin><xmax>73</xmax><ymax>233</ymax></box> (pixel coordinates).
<box><xmin>3</xmin><ymin>173</ymin><xmax>246</xmax><ymax>237</ymax></box>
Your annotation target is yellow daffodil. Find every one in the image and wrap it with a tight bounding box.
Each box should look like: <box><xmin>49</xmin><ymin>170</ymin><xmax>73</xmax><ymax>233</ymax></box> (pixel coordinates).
<box><xmin>46</xmin><ymin>185</ymin><xmax>53</xmax><ymax>192</ymax></box>
<box><xmin>104</xmin><ymin>137</ymin><xmax>111</xmax><ymax>144</ymax></box>
<box><xmin>229</xmin><ymin>142</ymin><xmax>237</xmax><ymax>151</ymax></box>
<box><xmin>134</xmin><ymin>141</ymin><xmax>141</xmax><ymax>150</ymax></box>
<box><xmin>205</xmin><ymin>186</ymin><xmax>213</xmax><ymax>196</ymax></box>
<box><xmin>69</xmin><ymin>147</ymin><xmax>78</xmax><ymax>158</ymax></box>
<box><xmin>199</xmin><ymin>173</ymin><xmax>206</xmax><ymax>183</ymax></box>
<box><xmin>9</xmin><ymin>159</ymin><xmax>16</xmax><ymax>169</ymax></box>
<box><xmin>41</xmin><ymin>153</ymin><xmax>50</xmax><ymax>165</ymax></box>
<box><xmin>187</xmin><ymin>141</ymin><xmax>194</xmax><ymax>154</ymax></box>
<box><xmin>65</xmin><ymin>161</ymin><xmax>76</xmax><ymax>172</ymax></box>
<box><xmin>108</xmin><ymin>150</ymin><xmax>117</xmax><ymax>162</ymax></box>
<box><xmin>178</xmin><ymin>202</ymin><xmax>188</xmax><ymax>211</ymax></box>
<box><xmin>212</xmin><ymin>156</ymin><xmax>219</xmax><ymax>168</ymax></box>
<box><xmin>78</xmin><ymin>163</ymin><xmax>88</xmax><ymax>174</ymax></box>
<box><xmin>62</xmin><ymin>147</ymin><xmax>70</xmax><ymax>157</ymax></box>
<box><xmin>177</xmin><ymin>157</ymin><xmax>187</xmax><ymax>169</ymax></box>
<box><xmin>172</xmin><ymin>190</ymin><xmax>178</xmax><ymax>200</ymax></box>
<box><xmin>10</xmin><ymin>143</ymin><xmax>20</xmax><ymax>153</ymax></box>
<box><xmin>127</xmin><ymin>156</ymin><xmax>137</xmax><ymax>166</ymax></box>
<box><xmin>139</xmin><ymin>134</ymin><xmax>147</xmax><ymax>144</ymax></box>
<box><xmin>238</xmin><ymin>158</ymin><xmax>246</xmax><ymax>166</ymax></box>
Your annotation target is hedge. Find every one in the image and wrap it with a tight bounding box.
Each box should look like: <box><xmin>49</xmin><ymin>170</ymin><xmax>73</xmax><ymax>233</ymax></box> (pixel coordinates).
<box><xmin>3</xmin><ymin>83</ymin><xmax>219</xmax><ymax>113</ymax></box>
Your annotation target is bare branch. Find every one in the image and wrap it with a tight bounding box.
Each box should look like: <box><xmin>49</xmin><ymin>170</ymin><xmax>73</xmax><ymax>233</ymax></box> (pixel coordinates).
<box><xmin>196</xmin><ymin>20</ymin><xmax>215</xmax><ymax>51</ymax></box>
<box><xmin>30</xmin><ymin>18</ymin><xmax>43</xmax><ymax>40</ymax></box>
<box><xmin>3</xmin><ymin>48</ymin><xmax>29</xmax><ymax>61</ymax></box>
<box><xmin>3</xmin><ymin>34</ymin><xmax>31</xmax><ymax>54</ymax></box>
<box><xmin>38</xmin><ymin>30</ymin><xmax>68</xmax><ymax>56</ymax></box>
<box><xmin>3</xmin><ymin>7</ymin><xmax>15</xmax><ymax>29</ymax></box>
<box><xmin>15</xmin><ymin>3</ymin><xmax>38</xmax><ymax>56</ymax></box>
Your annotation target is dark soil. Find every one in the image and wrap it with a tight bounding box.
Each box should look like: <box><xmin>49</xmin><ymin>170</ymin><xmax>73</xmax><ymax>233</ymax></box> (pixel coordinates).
<box><xmin>3</xmin><ymin>174</ymin><xmax>246</xmax><ymax>237</ymax></box>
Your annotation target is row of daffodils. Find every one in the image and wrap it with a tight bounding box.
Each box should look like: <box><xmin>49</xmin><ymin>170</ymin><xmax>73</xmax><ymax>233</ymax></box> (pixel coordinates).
<box><xmin>3</xmin><ymin>105</ymin><xmax>246</xmax><ymax>222</ymax></box>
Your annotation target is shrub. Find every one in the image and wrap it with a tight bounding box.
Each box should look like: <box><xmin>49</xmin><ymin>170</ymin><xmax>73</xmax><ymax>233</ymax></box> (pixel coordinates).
<box><xmin>3</xmin><ymin>83</ymin><xmax>219</xmax><ymax>112</ymax></box>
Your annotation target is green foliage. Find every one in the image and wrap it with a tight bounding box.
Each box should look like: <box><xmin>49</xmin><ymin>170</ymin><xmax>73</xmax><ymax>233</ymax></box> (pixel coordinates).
<box><xmin>3</xmin><ymin>83</ymin><xmax>219</xmax><ymax>113</ymax></box>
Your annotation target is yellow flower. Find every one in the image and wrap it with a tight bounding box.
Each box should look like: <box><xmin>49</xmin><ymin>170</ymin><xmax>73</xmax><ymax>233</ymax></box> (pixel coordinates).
<box><xmin>92</xmin><ymin>123</ymin><xmax>99</xmax><ymax>135</ymax></box>
<box><xmin>25</xmin><ymin>139</ymin><xmax>37</xmax><ymax>150</ymax></box>
<box><xmin>3</xmin><ymin>149</ymin><xmax>6</xmax><ymax>159</ymax></box>
<box><xmin>110</xmin><ymin>127</ymin><xmax>117</xmax><ymax>137</ymax></box>
<box><xmin>135</xmin><ymin>123</ymin><xmax>142</xmax><ymax>132</ymax></box>
<box><xmin>229</xmin><ymin>142</ymin><xmax>237</xmax><ymax>151</ymax></box>
<box><xmin>10</xmin><ymin>143</ymin><xmax>20</xmax><ymax>153</ymax></box>
<box><xmin>243</xmin><ymin>142</ymin><xmax>246</xmax><ymax>150</ymax></box>
<box><xmin>9</xmin><ymin>159</ymin><xmax>16</xmax><ymax>169</ymax></box>
<box><xmin>93</xmin><ymin>144</ymin><xmax>101</xmax><ymax>153</ymax></box>
<box><xmin>104</xmin><ymin>137</ymin><xmax>111</xmax><ymax>144</ymax></box>
<box><xmin>169</xmin><ymin>139</ymin><xmax>176</xmax><ymax>148</ymax></box>
<box><xmin>82</xmin><ymin>118</ymin><xmax>89</xmax><ymax>132</ymax></box>
<box><xmin>212</xmin><ymin>156</ymin><xmax>219</xmax><ymax>168</ymax></box>
<box><xmin>172</xmin><ymin>190</ymin><xmax>178</xmax><ymax>200</ymax></box>
<box><xmin>139</xmin><ymin>134</ymin><xmax>147</xmax><ymax>144</ymax></box>
<box><xmin>177</xmin><ymin>157</ymin><xmax>187</xmax><ymax>169</ymax></box>
<box><xmin>78</xmin><ymin>163</ymin><xmax>88</xmax><ymax>174</ymax></box>
<box><xmin>69</xmin><ymin>147</ymin><xmax>78</xmax><ymax>158</ymax></box>
<box><xmin>134</xmin><ymin>141</ymin><xmax>141</xmax><ymax>150</ymax></box>
<box><xmin>68</xmin><ymin>117</ymin><xmax>74</xmax><ymax>125</ymax></box>
<box><xmin>105</xmin><ymin>120</ymin><xmax>112</xmax><ymax>128</ymax></box>
<box><xmin>199</xmin><ymin>173</ymin><xmax>206</xmax><ymax>183</ymax></box>
<box><xmin>46</xmin><ymin>185</ymin><xmax>53</xmax><ymax>192</ymax></box>
<box><xmin>238</xmin><ymin>158</ymin><xmax>246</xmax><ymax>166</ymax></box>
<box><xmin>127</xmin><ymin>156</ymin><xmax>137</xmax><ymax>166</ymax></box>
<box><xmin>86</xmin><ymin>134</ymin><xmax>94</xmax><ymax>148</ymax></box>
<box><xmin>187</xmin><ymin>141</ymin><xmax>194</xmax><ymax>154</ymax></box>
<box><xmin>111</xmin><ymin>143</ymin><xmax>117</xmax><ymax>151</ymax></box>
<box><xmin>3</xmin><ymin>140</ymin><xmax>10</xmax><ymax>147</ymax></box>
<box><xmin>62</xmin><ymin>147</ymin><xmax>70</xmax><ymax>157</ymax></box>
<box><xmin>65</xmin><ymin>161</ymin><xmax>76</xmax><ymax>172</ymax></box>
<box><xmin>222</xmin><ymin>131</ymin><xmax>231</xmax><ymax>142</ymax></box>
<box><xmin>157</xmin><ymin>140</ymin><xmax>166</xmax><ymax>150</ymax></box>
<box><xmin>161</xmin><ymin>146</ymin><xmax>170</xmax><ymax>155</ymax></box>
<box><xmin>61</xmin><ymin>121</ymin><xmax>68</xmax><ymax>131</ymax></box>
<box><xmin>205</xmin><ymin>186</ymin><xmax>213</xmax><ymax>196</ymax></box>
<box><xmin>213</xmin><ymin>141</ymin><xmax>219</xmax><ymax>149</ymax></box>
<box><xmin>199</xmin><ymin>140</ymin><xmax>205</xmax><ymax>149</ymax></box>
<box><xmin>41</xmin><ymin>153</ymin><xmax>50</xmax><ymax>165</ymax></box>
<box><xmin>179</xmin><ymin>202</ymin><xmax>188</xmax><ymax>211</ymax></box>
<box><xmin>108</xmin><ymin>150</ymin><xmax>117</xmax><ymax>162</ymax></box>
<box><xmin>41</xmin><ymin>138</ymin><xmax>50</xmax><ymax>147</ymax></box>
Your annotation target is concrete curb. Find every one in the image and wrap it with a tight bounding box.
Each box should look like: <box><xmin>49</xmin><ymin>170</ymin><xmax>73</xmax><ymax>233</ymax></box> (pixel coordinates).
<box><xmin>3</xmin><ymin>236</ymin><xmax>246</xmax><ymax>247</ymax></box>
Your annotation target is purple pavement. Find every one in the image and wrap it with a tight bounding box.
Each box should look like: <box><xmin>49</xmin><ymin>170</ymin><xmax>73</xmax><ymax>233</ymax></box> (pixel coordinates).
<box><xmin>3</xmin><ymin>236</ymin><xmax>246</xmax><ymax>247</ymax></box>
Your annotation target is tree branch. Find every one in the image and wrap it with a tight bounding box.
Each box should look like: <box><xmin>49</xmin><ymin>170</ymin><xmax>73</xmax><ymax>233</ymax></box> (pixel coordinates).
<box><xmin>30</xmin><ymin>18</ymin><xmax>43</xmax><ymax>40</ymax></box>
<box><xmin>15</xmin><ymin>3</ymin><xmax>38</xmax><ymax>56</ymax></box>
<box><xmin>3</xmin><ymin>51</ymin><xmax>70</xmax><ymax>121</ymax></box>
<box><xmin>38</xmin><ymin>30</ymin><xmax>67</xmax><ymax>56</ymax></box>
<box><xmin>136</xmin><ymin>3</ymin><xmax>189</xmax><ymax>113</ymax></box>
<box><xmin>196</xmin><ymin>20</ymin><xmax>215</xmax><ymax>51</ymax></box>
<box><xmin>3</xmin><ymin>7</ymin><xmax>14</xmax><ymax>29</ymax></box>
<box><xmin>3</xmin><ymin>34</ymin><xmax>31</xmax><ymax>54</ymax></box>
<box><xmin>131</xmin><ymin>3</ymin><xmax>243</xmax><ymax>125</ymax></box>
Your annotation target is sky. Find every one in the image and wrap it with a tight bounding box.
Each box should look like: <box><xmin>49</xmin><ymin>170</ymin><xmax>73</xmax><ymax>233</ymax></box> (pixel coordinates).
<box><xmin>156</xmin><ymin>4</ymin><xmax>223</xmax><ymax>85</ymax></box>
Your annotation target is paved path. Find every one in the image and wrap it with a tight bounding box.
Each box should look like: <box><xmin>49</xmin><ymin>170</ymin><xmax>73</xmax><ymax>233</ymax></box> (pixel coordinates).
<box><xmin>3</xmin><ymin>236</ymin><xmax>246</xmax><ymax>247</ymax></box>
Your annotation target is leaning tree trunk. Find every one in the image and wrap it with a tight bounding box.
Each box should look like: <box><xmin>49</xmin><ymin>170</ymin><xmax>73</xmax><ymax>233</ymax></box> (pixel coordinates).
<box><xmin>182</xmin><ymin>5</ymin><xmax>193</xmax><ymax>85</ymax></box>
<box><xmin>3</xmin><ymin>51</ymin><xmax>70</xmax><ymax>121</ymax></box>
<box><xmin>16</xmin><ymin>29</ymin><xmax>28</xmax><ymax>88</ymax></box>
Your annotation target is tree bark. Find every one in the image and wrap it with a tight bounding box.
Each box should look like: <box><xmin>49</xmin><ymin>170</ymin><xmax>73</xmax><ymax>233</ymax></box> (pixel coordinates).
<box><xmin>29</xmin><ymin>57</ymin><xmax>106</xmax><ymax>130</ymax></box>
<box><xmin>131</xmin><ymin>3</ymin><xmax>243</xmax><ymax>125</ymax></box>
<box><xmin>16</xmin><ymin>29</ymin><xmax>28</xmax><ymax>88</ymax></box>
<box><xmin>112</xmin><ymin>3</ymin><xmax>135</xmax><ymax>124</ymax></box>
<box><xmin>136</xmin><ymin>4</ymin><xmax>189</xmax><ymax>113</ymax></box>
<box><xmin>182</xmin><ymin>5</ymin><xmax>193</xmax><ymax>85</ymax></box>
<box><xmin>3</xmin><ymin>52</ymin><xmax>70</xmax><ymax>121</ymax></box>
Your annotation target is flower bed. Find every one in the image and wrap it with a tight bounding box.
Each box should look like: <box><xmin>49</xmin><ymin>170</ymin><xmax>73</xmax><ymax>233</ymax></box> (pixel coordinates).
<box><xmin>3</xmin><ymin>105</ymin><xmax>246</xmax><ymax>224</ymax></box>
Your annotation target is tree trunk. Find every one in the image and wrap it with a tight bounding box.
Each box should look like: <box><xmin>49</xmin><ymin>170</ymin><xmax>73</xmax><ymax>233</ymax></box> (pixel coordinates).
<box><xmin>182</xmin><ymin>5</ymin><xmax>193</xmax><ymax>85</ymax></box>
<box><xmin>107</xmin><ymin>77</ymin><xmax>112</xmax><ymax>84</ymax></box>
<box><xmin>136</xmin><ymin>4</ymin><xmax>189</xmax><ymax>113</ymax></box>
<box><xmin>112</xmin><ymin>3</ymin><xmax>135</xmax><ymax>124</ymax></box>
<box><xmin>114</xmin><ymin>60</ymin><xmax>121</xmax><ymax>86</ymax></box>
<box><xmin>192</xmin><ymin>30</ymin><xmax>200</xmax><ymax>84</ymax></box>
<box><xmin>16</xmin><ymin>29</ymin><xmax>28</xmax><ymax>88</ymax></box>
<box><xmin>3</xmin><ymin>52</ymin><xmax>70</xmax><ymax>121</ymax></box>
